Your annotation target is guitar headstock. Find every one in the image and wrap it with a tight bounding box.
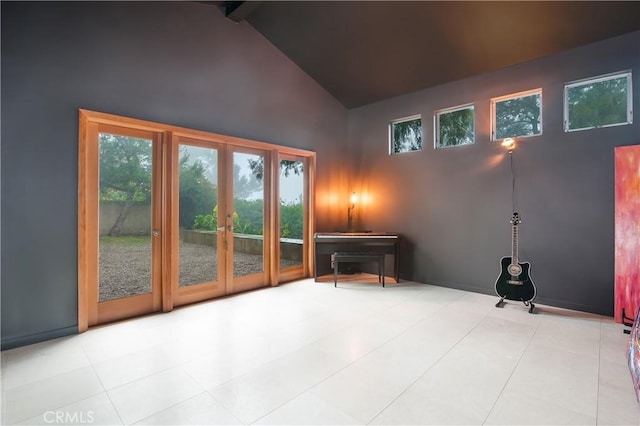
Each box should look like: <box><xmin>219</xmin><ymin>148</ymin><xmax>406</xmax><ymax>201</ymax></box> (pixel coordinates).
<box><xmin>510</xmin><ymin>212</ymin><xmax>521</xmax><ymax>225</ymax></box>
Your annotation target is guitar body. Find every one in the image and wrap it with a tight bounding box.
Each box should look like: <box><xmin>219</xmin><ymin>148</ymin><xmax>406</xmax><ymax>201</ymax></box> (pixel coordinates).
<box><xmin>495</xmin><ymin>256</ymin><xmax>536</xmax><ymax>303</ymax></box>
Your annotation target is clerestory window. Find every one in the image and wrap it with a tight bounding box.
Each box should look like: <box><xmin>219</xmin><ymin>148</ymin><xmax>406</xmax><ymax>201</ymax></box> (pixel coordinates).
<box><xmin>564</xmin><ymin>71</ymin><xmax>632</xmax><ymax>132</ymax></box>
<box><xmin>434</xmin><ymin>104</ymin><xmax>475</xmax><ymax>149</ymax></box>
<box><xmin>389</xmin><ymin>115</ymin><xmax>422</xmax><ymax>154</ymax></box>
<box><xmin>491</xmin><ymin>89</ymin><xmax>542</xmax><ymax>141</ymax></box>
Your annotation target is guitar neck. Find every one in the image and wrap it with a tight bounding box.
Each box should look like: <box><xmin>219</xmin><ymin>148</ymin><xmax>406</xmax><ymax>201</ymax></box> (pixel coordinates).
<box><xmin>511</xmin><ymin>223</ymin><xmax>519</xmax><ymax>264</ymax></box>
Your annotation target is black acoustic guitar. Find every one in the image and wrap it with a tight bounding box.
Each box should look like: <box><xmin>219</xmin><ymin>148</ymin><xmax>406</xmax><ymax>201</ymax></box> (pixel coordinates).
<box><xmin>495</xmin><ymin>212</ymin><xmax>536</xmax><ymax>313</ymax></box>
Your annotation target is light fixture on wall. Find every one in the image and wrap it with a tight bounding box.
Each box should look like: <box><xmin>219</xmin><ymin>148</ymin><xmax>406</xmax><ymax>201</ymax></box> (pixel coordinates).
<box><xmin>501</xmin><ymin>137</ymin><xmax>516</xmax><ymax>153</ymax></box>
<box><xmin>347</xmin><ymin>192</ymin><xmax>358</xmax><ymax>231</ymax></box>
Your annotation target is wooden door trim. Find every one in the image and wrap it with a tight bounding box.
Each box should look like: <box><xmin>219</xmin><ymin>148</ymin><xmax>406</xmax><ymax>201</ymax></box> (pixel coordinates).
<box><xmin>269</xmin><ymin>151</ymin><xmax>281</xmax><ymax>286</ymax></box>
<box><xmin>80</xmin><ymin>109</ymin><xmax>315</xmax><ymax>157</ymax></box>
<box><xmin>305</xmin><ymin>155</ymin><xmax>316</xmax><ymax>278</ymax></box>
<box><xmin>96</xmin><ymin>294</ymin><xmax>155</xmax><ymax>324</ymax></box>
<box><xmin>151</xmin><ymin>132</ymin><xmax>163</xmax><ymax>312</ymax></box>
<box><xmin>78</xmin><ymin>118</ymin><xmax>97</xmax><ymax>332</ymax></box>
<box><xmin>162</xmin><ymin>131</ymin><xmax>175</xmax><ymax>312</ymax></box>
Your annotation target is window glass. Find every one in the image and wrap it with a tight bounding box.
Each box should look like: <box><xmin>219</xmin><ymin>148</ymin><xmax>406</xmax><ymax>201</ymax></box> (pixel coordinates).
<box><xmin>435</xmin><ymin>104</ymin><xmax>474</xmax><ymax>148</ymax></box>
<box><xmin>492</xmin><ymin>89</ymin><xmax>542</xmax><ymax>140</ymax></box>
<box><xmin>178</xmin><ymin>144</ymin><xmax>218</xmax><ymax>287</ymax></box>
<box><xmin>390</xmin><ymin>115</ymin><xmax>422</xmax><ymax>154</ymax></box>
<box><xmin>279</xmin><ymin>158</ymin><xmax>304</xmax><ymax>271</ymax></box>
<box><xmin>564</xmin><ymin>71</ymin><xmax>632</xmax><ymax>132</ymax></box>
<box><xmin>98</xmin><ymin>133</ymin><xmax>153</xmax><ymax>301</ymax></box>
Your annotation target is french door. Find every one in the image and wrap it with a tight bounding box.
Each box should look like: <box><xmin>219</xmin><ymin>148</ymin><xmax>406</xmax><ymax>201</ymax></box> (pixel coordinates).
<box><xmin>171</xmin><ymin>137</ymin><xmax>270</xmax><ymax>307</ymax></box>
<box><xmin>78</xmin><ymin>110</ymin><xmax>315</xmax><ymax>330</ymax></box>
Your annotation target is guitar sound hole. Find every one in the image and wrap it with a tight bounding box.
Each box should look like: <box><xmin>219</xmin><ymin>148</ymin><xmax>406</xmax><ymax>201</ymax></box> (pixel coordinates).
<box><xmin>508</xmin><ymin>263</ymin><xmax>522</xmax><ymax>276</ymax></box>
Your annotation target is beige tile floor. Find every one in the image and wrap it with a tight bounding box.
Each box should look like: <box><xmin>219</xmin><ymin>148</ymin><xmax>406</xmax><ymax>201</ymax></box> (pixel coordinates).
<box><xmin>1</xmin><ymin>277</ymin><xmax>639</xmax><ymax>425</ymax></box>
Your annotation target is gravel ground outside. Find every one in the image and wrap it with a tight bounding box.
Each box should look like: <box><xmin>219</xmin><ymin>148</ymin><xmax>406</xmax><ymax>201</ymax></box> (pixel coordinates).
<box><xmin>99</xmin><ymin>239</ymin><xmax>300</xmax><ymax>301</ymax></box>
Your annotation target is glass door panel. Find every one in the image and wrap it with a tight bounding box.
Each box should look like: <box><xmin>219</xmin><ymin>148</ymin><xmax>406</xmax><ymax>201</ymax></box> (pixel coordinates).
<box><xmin>173</xmin><ymin>139</ymin><xmax>226</xmax><ymax>307</ymax></box>
<box><xmin>98</xmin><ymin>133</ymin><xmax>153</xmax><ymax>301</ymax></box>
<box><xmin>232</xmin><ymin>151</ymin><xmax>265</xmax><ymax>279</ymax></box>
<box><xmin>279</xmin><ymin>158</ymin><xmax>304</xmax><ymax>272</ymax></box>
<box><xmin>178</xmin><ymin>145</ymin><xmax>219</xmax><ymax>287</ymax></box>
<box><xmin>93</xmin><ymin>127</ymin><xmax>161</xmax><ymax>326</ymax></box>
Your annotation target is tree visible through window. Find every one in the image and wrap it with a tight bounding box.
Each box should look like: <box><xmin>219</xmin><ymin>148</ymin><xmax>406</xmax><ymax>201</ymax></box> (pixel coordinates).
<box><xmin>99</xmin><ymin>133</ymin><xmax>152</xmax><ymax>237</ymax></box>
<box><xmin>390</xmin><ymin>115</ymin><xmax>422</xmax><ymax>154</ymax></box>
<box><xmin>492</xmin><ymin>89</ymin><xmax>542</xmax><ymax>141</ymax></box>
<box><xmin>435</xmin><ymin>104</ymin><xmax>474</xmax><ymax>148</ymax></box>
<box><xmin>565</xmin><ymin>71</ymin><xmax>632</xmax><ymax>132</ymax></box>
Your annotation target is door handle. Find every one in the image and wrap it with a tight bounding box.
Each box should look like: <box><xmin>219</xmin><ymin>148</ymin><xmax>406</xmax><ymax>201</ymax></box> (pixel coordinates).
<box><xmin>217</xmin><ymin>226</ymin><xmax>226</xmax><ymax>232</ymax></box>
<box><xmin>152</xmin><ymin>229</ymin><xmax>160</xmax><ymax>236</ymax></box>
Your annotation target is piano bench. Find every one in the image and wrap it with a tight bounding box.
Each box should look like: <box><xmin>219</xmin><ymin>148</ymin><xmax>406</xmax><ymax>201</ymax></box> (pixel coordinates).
<box><xmin>331</xmin><ymin>252</ymin><xmax>386</xmax><ymax>287</ymax></box>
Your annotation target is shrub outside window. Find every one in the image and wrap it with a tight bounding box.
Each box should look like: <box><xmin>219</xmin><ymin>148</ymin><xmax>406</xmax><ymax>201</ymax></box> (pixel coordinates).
<box><xmin>434</xmin><ymin>104</ymin><xmax>474</xmax><ymax>149</ymax></box>
<box><xmin>564</xmin><ymin>71</ymin><xmax>632</xmax><ymax>132</ymax></box>
<box><xmin>389</xmin><ymin>115</ymin><xmax>422</xmax><ymax>154</ymax></box>
<box><xmin>491</xmin><ymin>89</ymin><xmax>542</xmax><ymax>141</ymax></box>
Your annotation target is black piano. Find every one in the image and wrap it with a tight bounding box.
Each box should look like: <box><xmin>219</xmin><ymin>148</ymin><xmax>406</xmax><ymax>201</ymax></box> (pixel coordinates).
<box><xmin>313</xmin><ymin>232</ymin><xmax>400</xmax><ymax>282</ymax></box>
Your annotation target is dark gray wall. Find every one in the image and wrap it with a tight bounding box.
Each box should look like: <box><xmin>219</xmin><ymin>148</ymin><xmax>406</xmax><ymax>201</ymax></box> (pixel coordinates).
<box><xmin>1</xmin><ymin>1</ymin><xmax>347</xmax><ymax>349</ymax></box>
<box><xmin>348</xmin><ymin>31</ymin><xmax>640</xmax><ymax>316</ymax></box>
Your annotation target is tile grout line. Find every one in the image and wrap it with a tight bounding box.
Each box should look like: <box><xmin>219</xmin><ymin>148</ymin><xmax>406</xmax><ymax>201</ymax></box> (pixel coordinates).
<box><xmin>595</xmin><ymin>320</ymin><xmax>602</xmax><ymax>426</ymax></box>
<box><xmin>5</xmin><ymin>362</ymin><xmax>109</xmax><ymax>426</ymax></box>
<box><xmin>367</xmin><ymin>306</ymin><xmax>496</xmax><ymax>425</ymax></box>
<box><xmin>480</xmin><ymin>312</ymin><xmax>542</xmax><ymax>425</ymax></box>
<box><xmin>133</xmin><ymin>390</ymin><xmax>247</xmax><ymax>426</ymax></box>
<box><xmin>84</xmin><ymin>345</ymin><xmax>127</xmax><ymax>426</ymax></box>
<box><xmin>202</xmin><ymin>282</ymin><xmax>464</xmax><ymax>424</ymax></box>
<box><xmin>250</xmin><ymin>287</ymin><xmax>441</xmax><ymax>425</ymax></box>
